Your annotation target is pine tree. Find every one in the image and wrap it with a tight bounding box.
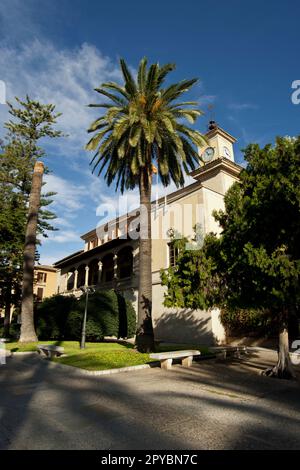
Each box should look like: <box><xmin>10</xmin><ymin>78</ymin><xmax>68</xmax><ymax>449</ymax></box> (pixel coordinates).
<box><xmin>0</xmin><ymin>96</ymin><xmax>62</xmax><ymax>340</ymax></box>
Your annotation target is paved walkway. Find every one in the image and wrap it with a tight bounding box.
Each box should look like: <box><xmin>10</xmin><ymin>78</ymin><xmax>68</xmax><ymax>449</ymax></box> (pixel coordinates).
<box><xmin>1</xmin><ymin>350</ymin><xmax>300</xmax><ymax>449</ymax></box>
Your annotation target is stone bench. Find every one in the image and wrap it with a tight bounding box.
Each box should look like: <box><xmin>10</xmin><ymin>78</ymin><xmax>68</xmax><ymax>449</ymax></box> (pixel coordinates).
<box><xmin>209</xmin><ymin>345</ymin><xmax>248</xmax><ymax>359</ymax></box>
<box><xmin>150</xmin><ymin>350</ymin><xmax>201</xmax><ymax>370</ymax></box>
<box><xmin>37</xmin><ymin>344</ymin><xmax>64</xmax><ymax>359</ymax></box>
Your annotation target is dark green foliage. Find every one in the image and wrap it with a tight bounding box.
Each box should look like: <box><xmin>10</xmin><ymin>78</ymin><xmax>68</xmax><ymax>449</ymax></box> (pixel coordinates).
<box><xmin>36</xmin><ymin>294</ymin><xmax>77</xmax><ymax>339</ymax></box>
<box><xmin>220</xmin><ymin>308</ymin><xmax>278</xmax><ymax>337</ymax></box>
<box><xmin>36</xmin><ymin>290</ymin><xmax>136</xmax><ymax>341</ymax></box>
<box><xmin>0</xmin><ymin>320</ymin><xmax>20</xmax><ymax>339</ymax></box>
<box><xmin>125</xmin><ymin>298</ymin><xmax>137</xmax><ymax>338</ymax></box>
<box><xmin>208</xmin><ymin>137</ymin><xmax>300</xmax><ymax>327</ymax></box>
<box><xmin>161</xmin><ymin>228</ymin><xmax>218</xmax><ymax>310</ymax></box>
<box><xmin>74</xmin><ymin>290</ymin><xmax>120</xmax><ymax>341</ymax></box>
<box><xmin>162</xmin><ymin>136</ymin><xmax>300</xmax><ymax>365</ymax></box>
<box><xmin>116</xmin><ymin>292</ymin><xmax>137</xmax><ymax>338</ymax></box>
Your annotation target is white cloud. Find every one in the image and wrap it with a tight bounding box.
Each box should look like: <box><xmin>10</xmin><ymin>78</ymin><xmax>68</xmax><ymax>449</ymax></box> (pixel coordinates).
<box><xmin>228</xmin><ymin>103</ymin><xmax>258</xmax><ymax>111</ymax></box>
<box><xmin>43</xmin><ymin>173</ymin><xmax>87</xmax><ymax>214</ymax></box>
<box><xmin>45</xmin><ymin>230</ymin><xmax>81</xmax><ymax>244</ymax></box>
<box><xmin>38</xmin><ymin>253</ymin><xmax>68</xmax><ymax>266</ymax></box>
<box><xmin>52</xmin><ymin>217</ymin><xmax>74</xmax><ymax>229</ymax></box>
<box><xmin>199</xmin><ymin>94</ymin><xmax>217</xmax><ymax>106</ymax></box>
<box><xmin>0</xmin><ymin>39</ymin><xmax>121</xmax><ymax>156</ymax></box>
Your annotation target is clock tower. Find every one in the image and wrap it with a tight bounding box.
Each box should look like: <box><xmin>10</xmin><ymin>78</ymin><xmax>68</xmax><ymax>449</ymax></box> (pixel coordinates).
<box><xmin>190</xmin><ymin>121</ymin><xmax>241</xmax><ymax>195</ymax></box>
<box><xmin>199</xmin><ymin>120</ymin><xmax>236</xmax><ymax>164</ymax></box>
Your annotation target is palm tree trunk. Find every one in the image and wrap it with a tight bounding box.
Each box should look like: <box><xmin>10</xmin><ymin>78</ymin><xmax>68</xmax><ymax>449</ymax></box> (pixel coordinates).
<box><xmin>135</xmin><ymin>169</ymin><xmax>155</xmax><ymax>352</ymax></box>
<box><xmin>19</xmin><ymin>161</ymin><xmax>44</xmax><ymax>343</ymax></box>
<box><xmin>264</xmin><ymin>309</ymin><xmax>296</xmax><ymax>379</ymax></box>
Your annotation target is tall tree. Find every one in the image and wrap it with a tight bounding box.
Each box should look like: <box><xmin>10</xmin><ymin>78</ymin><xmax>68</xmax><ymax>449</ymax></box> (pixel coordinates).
<box><xmin>0</xmin><ymin>148</ymin><xmax>25</xmax><ymax>336</ymax></box>
<box><xmin>86</xmin><ymin>58</ymin><xmax>206</xmax><ymax>352</ymax></box>
<box><xmin>3</xmin><ymin>96</ymin><xmax>62</xmax><ymax>342</ymax></box>
<box><xmin>20</xmin><ymin>161</ymin><xmax>44</xmax><ymax>342</ymax></box>
<box><xmin>162</xmin><ymin>137</ymin><xmax>300</xmax><ymax>378</ymax></box>
<box><xmin>0</xmin><ymin>138</ymin><xmax>57</xmax><ymax>337</ymax></box>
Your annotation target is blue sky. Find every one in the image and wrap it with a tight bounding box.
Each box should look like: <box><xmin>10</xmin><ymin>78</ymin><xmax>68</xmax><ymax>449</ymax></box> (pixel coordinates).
<box><xmin>0</xmin><ymin>0</ymin><xmax>299</xmax><ymax>264</ymax></box>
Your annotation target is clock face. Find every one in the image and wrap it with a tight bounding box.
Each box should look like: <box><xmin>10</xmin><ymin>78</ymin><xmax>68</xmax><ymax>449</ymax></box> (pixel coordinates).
<box><xmin>202</xmin><ymin>146</ymin><xmax>215</xmax><ymax>163</ymax></box>
<box><xmin>223</xmin><ymin>146</ymin><xmax>231</xmax><ymax>158</ymax></box>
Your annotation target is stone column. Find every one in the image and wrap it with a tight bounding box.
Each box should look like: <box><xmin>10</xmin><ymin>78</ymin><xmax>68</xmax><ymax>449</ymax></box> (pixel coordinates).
<box><xmin>74</xmin><ymin>269</ymin><xmax>78</xmax><ymax>290</ymax></box>
<box><xmin>113</xmin><ymin>254</ymin><xmax>118</xmax><ymax>280</ymax></box>
<box><xmin>65</xmin><ymin>272</ymin><xmax>69</xmax><ymax>292</ymax></box>
<box><xmin>132</xmin><ymin>247</ymin><xmax>139</xmax><ymax>277</ymax></box>
<box><xmin>98</xmin><ymin>260</ymin><xmax>103</xmax><ymax>284</ymax></box>
<box><xmin>85</xmin><ymin>265</ymin><xmax>89</xmax><ymax>286</ymax></box>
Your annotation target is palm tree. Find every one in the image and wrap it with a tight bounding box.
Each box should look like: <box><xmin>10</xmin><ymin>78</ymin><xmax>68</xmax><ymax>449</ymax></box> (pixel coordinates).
<box><xmin>86</xmin><ymin>58</ymin><xmax>206</xmax><ymax>352</ymax></box>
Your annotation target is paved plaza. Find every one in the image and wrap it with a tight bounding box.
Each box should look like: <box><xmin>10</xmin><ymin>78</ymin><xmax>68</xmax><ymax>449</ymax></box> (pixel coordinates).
<box><xmin>1</xmin><ymin>350</ymin><xmax>300</xmax><ymax>450</ymax></box>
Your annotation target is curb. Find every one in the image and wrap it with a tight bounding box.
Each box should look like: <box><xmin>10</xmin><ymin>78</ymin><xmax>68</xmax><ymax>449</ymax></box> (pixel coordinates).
<box><xmin>38</xmin><ymin>356</ymin><xmax>157</xmax><ymax>376</ymax></box>
<box><xmin>11</xmin><ymin>351</ymin><xmax>37</xmax><ymax>356</ymax></box>
<box><xmin>4</xmin><ymin>351</ymin><xmax>38</xmax><ymax>357</ymax></box>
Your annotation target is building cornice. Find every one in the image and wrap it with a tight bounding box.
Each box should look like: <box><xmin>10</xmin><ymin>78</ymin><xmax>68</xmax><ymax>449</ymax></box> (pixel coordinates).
<box><xmin>34</xmin><ymin>264</ymin><xmax>58</xmax><ymax>272</ymax></box>
<box><xmin>205</xmin><ymin>126</ymin><xmax>237</xmax><ymax>143</ymax></box>
<box><xmin>189</xmin><ymin>157</ymin><xmax>242</xmax><ymax>182</ymax></box>
<box><xmin>54</xmin><ymin>238</ymin><xmax>134</xmax><ymax>269</ymax></box>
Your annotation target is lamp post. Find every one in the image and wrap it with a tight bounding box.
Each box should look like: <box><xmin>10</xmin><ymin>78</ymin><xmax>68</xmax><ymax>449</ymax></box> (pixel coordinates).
<box><xmin>80</xmin><ymin>286</ymin><xmax>95</xmax><ymax>349</ymax></box>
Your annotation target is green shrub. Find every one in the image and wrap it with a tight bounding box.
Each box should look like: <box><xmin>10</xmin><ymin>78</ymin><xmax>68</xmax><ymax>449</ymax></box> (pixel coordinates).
<box><xmin>64</xmin><ymin>309</ymin><xmax>83</xmax><ymax>340</ymax></box>
<box><xmin>220</xmin><ymin>308</ymin><xmax>278</xmax><ymax>337</ymax></box>
<box><xmin>123</xmin><ymin>297</ymin><xmax>136</xmax><ymax>338</ymax></box>
<box><xmin>0</xmin><ymin>321</ymin><xmax>20</xmax><ymax>339</ymax></box>
<box><xmin>36</xmin><ymin>294</ymin><xmax>77</xmax><ymax>339</ymax></box>
<box><xmin>36</xmin><ymin>290</ymin><xmax>136</xmax><ymax>341</ymax></box>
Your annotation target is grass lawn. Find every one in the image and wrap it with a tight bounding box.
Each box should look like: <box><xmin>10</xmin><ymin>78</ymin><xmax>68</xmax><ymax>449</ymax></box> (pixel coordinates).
<box><xmin>5</xmin><ymin>340</ymin><xmax>151</xmax><ymax>370</ymax></box>
<box><xmin>5</xmin><ymin>340</ymin><xmax>211</xmax><ymax>371</ymax></box>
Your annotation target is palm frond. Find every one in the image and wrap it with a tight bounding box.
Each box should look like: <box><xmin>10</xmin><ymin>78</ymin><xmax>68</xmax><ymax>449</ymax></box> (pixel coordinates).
<box><xmin>120</xmin><ymin>59</ymin><xmax>137</xmax><ymax>96</ymax></box>
<box><xmin>87</xmin><ymin>58</ymin><xmax>204</xmax><ymax>193</ymax></box>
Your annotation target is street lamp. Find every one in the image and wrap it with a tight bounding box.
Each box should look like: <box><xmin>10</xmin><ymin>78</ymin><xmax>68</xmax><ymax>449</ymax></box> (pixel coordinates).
<box><xmin>80</xmin><ymin>286</ymin><xmax>96</xmax><ymax>349</ymax></box>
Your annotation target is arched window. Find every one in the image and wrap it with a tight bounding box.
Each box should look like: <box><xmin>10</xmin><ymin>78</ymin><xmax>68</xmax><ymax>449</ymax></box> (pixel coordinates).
<box><xmin>77</xmin><ymin>264</ymin><xmax>86</xmax><ymax>288</ymax></box>
<box><xmin>88</xmin><ymin>259</ymin><xmax>99</xmax><ymax>286</ymax></box>
<box><xmin>118</xmin><ymin>247</ymin><xmax>133</xmax><ymax>279</ymax></box>
<box><xmin>67</xmin><ymin>270</ymin><xmax>75</xmax><ymax>291</ymax></box>
<box><xmin>101</xmin><ymin>254</ymin><xmax>114</xmax><ymax>282</ymax></box>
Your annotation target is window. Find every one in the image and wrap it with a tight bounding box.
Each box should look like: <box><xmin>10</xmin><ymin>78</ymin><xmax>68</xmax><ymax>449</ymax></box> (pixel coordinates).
<box><xmin>37</xmin><ymin>287</ymin><xmax>43</xmax><ymax>301</ymax></box>
<box><xmin>168</xmin><ymin>243</ymin><xmax>179</xmax><ymax>267</ymax></box>
<box><xmin>118</xmin><ymin>247</ymin><xmax>133</xmax><ymax>279</ymax></box>
<box><xmin>37</xmin><ymin>272</ymin><xmax>47</xmax><ymax>283</ymax></box>
<box><xmin>102</xmin><ymin>254</ymin><xmax>114</xmax><ymax>282</ymax></box>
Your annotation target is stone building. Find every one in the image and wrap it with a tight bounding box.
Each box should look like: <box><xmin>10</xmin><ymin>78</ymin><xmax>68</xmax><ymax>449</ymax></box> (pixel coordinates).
<box><xmin>54</xmin><ymin>123</ymin><xmax>241</xmax><ymax>345</ymax></box>
<box><xmin>34</xmin><ymin>265</ymin><xmax>59</xmax><ymax>301</ymax></box>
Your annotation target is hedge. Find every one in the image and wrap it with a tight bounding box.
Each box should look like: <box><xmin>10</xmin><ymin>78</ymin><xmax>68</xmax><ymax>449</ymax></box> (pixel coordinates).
<box><xmin>220</xmin><ymin>307</ymin><xmax>279</xmax><ymax>338</ymax></box>
<box><xmin>36</xmin><ymin>289</ymin><xmax>136</xmax><ymax>341</ymax></box>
